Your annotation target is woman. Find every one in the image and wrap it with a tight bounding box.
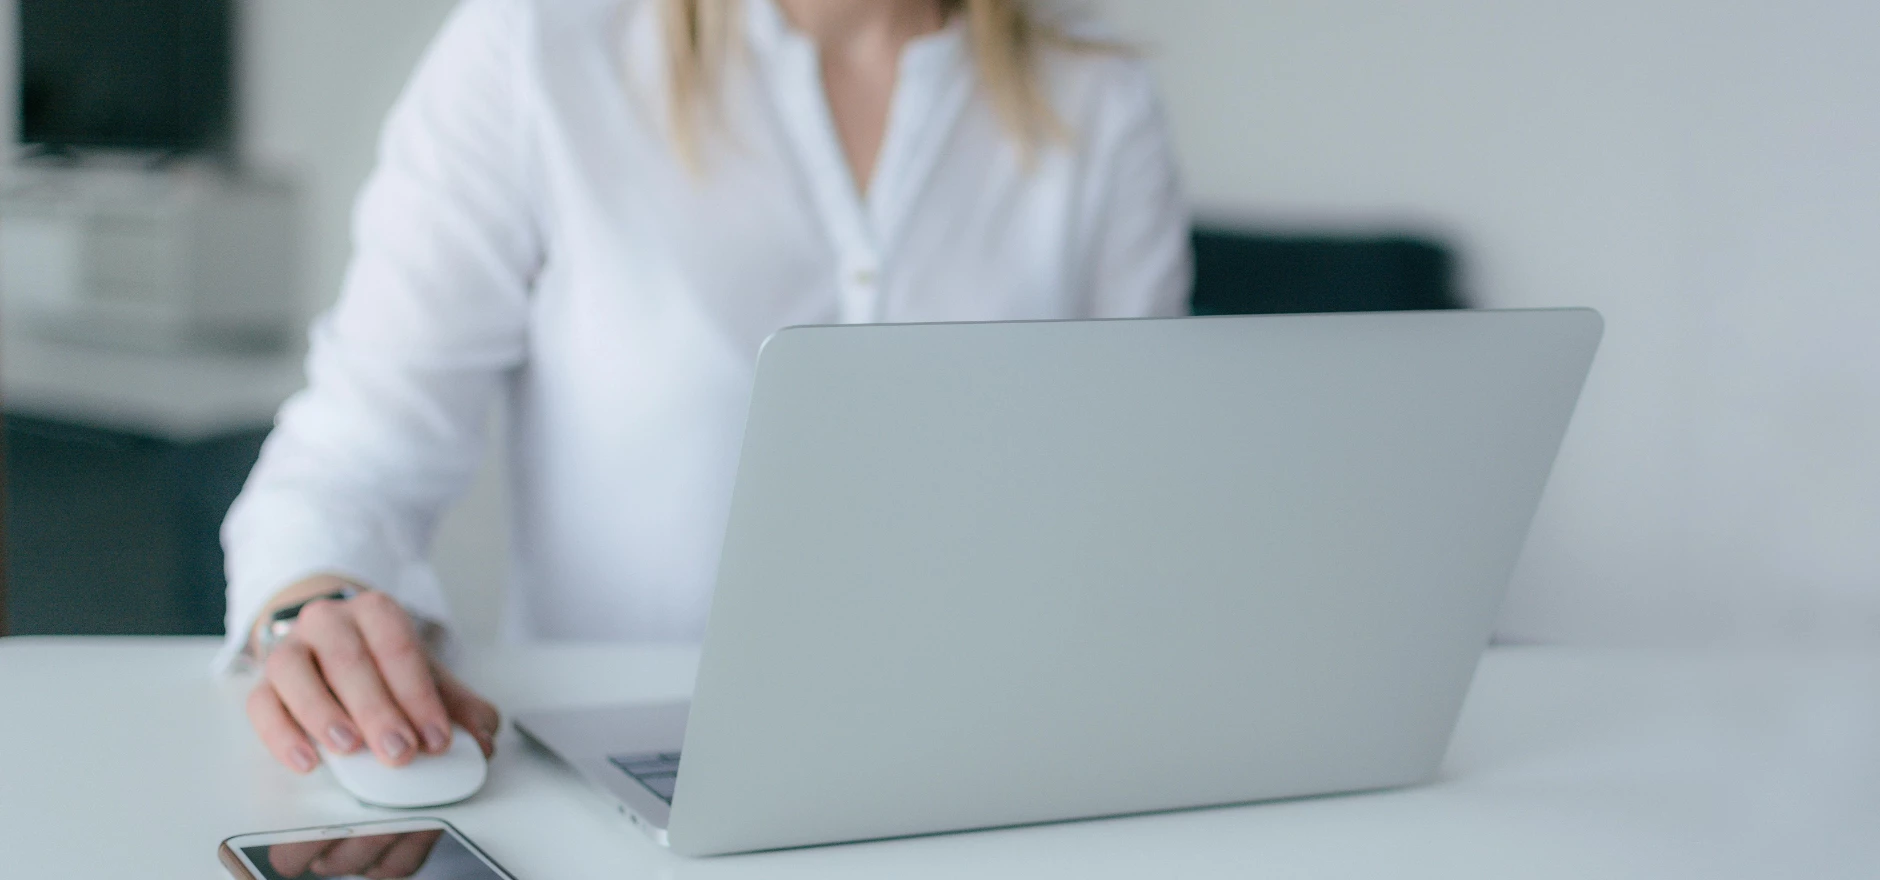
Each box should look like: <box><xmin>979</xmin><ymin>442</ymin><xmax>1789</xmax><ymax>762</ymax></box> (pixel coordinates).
<box><xmin>225</xmin><ymin>0</ymin><xmax>1190</xmax><ymax>776</ymax></box>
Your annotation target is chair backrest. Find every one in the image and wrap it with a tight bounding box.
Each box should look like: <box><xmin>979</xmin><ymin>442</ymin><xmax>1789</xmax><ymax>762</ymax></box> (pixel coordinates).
<box><xmin>1191</xmin><ymin>227</ymin><xmax>1462</xmax><ymax>316</ymax></box>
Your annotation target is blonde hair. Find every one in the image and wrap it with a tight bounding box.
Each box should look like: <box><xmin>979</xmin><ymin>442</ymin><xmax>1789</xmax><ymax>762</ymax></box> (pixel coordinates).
<box><xmin>660</xmin><ymin>0</ymin><xmax>1118</xmax><ymax>168</ymax></box>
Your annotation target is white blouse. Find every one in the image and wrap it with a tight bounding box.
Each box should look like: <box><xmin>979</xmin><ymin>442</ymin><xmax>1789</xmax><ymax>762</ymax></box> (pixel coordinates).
<box><xmin>216</xmin><ymin>0</ymin><xmax>1191</xmax><ymax>669</ymax></box>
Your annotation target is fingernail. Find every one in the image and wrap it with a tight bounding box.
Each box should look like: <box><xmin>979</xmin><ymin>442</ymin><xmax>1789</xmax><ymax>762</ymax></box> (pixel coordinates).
<box><xmin>289</xmin><ymin>745</ymin><xmax>317</xmax><ymax>773</ymax></box>
<box><xmin>329</xmin><ymin>724</ymin><xmax>361</xmax><ymax>752</ymax></box>
<box><xmin>383</xmin><ymin>730</ymin><xmax>412</xmax><ymax>760</ymax></box>
<box><xmin>422</xmin><ymin>723</ymin><xmax>449</xmax><ymax>753</ymax></box>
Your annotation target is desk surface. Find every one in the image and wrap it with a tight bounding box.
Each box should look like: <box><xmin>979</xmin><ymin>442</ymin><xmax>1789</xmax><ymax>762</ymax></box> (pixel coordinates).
<box><xmin>2</xmin><ymin>638</ymin><xmax>1874</xmax><ymax>879</ymax></box>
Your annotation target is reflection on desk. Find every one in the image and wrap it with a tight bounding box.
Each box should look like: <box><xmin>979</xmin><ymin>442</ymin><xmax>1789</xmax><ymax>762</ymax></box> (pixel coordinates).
<box><xmin>0</xmin><ymin>638</ymin><xmax>1874</xmax><ymax>879</ymax></box>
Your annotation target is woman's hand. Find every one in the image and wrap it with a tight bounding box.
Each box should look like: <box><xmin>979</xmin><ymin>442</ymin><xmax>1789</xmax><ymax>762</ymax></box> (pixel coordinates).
<box><xmin>244</xmin><ymin>576</ymin><xmax>500</xmax><ymax>773</ymax></box>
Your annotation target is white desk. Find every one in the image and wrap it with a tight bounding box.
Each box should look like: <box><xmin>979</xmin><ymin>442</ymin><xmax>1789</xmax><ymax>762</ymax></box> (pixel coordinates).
<box><xmin>2</xmin><ymin>638</ymin><xmax>1874</xmax><ymax>879</ymax></box>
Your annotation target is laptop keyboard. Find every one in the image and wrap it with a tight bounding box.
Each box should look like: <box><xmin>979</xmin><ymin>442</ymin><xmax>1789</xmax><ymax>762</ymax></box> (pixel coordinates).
<box><xmin>608</xmin><ymin>751</ymin><xmax>682</xmax><ymax>803</ymax></box>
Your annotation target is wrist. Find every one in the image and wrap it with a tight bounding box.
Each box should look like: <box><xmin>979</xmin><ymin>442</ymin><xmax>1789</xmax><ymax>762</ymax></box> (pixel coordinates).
<box><xmin>247</xmin><ymin>576</ymin><xmax>369</xmax><ymax>657</ymax></box>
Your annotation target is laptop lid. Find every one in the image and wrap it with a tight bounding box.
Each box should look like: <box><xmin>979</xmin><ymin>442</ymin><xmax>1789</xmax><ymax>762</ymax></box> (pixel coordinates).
<box><xmin>668</xmin><ymin>309</ymin><xmax>1602</xmax><ymax>856</ymax></box>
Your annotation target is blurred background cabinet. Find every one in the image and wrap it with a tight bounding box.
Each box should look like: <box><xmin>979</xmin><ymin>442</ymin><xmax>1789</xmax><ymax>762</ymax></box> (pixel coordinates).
<box><xmin>0</xmin><ymin>166</ymin><xmax>298</xmax><ymax>353</ymax></box>
<box><xmin>3</xmin><ymin>413</ymin><xmax>264</xmax><ymax>634</ymax></box>
<box><xmin>0</xmin><ymin>331</ymin><xmax>303</xmax><ymax>635</ymax></box>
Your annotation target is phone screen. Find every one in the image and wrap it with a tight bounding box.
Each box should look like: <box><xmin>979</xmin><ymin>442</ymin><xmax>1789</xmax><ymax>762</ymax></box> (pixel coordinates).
<box><xmin>238</xmin><ymin>828</ymin><xmax>504</xmax><ymax>880</ymax></box>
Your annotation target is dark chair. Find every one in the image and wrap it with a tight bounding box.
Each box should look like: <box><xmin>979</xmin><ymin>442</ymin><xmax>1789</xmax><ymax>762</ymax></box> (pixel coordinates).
<box><xmin>1</xmin><ymin>415</ymin><xmax>264</xmax><ymax>636</ymax></box>
<box><xmin>1</xmin><ymin>407</ymin><xmax>8</xmax><ymax>638</ymax></box>
<box><xmin>1190</xmin><ymin>227</ymin><xmax>1463</xmax><ymax>316</ymax></box>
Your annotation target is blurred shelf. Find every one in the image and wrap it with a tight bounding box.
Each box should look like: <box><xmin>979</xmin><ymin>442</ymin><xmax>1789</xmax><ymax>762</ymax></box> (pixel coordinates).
<box><xmin>0</xmin><ymin>328</ymin><xmax>303</xmax><ymax>441</ymax></box>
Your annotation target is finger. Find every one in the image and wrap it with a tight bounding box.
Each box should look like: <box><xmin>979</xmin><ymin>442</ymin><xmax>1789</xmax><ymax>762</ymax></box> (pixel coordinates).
<box><xmin>268</xmin><ymin>839</ymin><xmax>335</xmax><ymax>877</ymax></box>
<box><xmin>297</xmin><ymin>599</ymin><xmax>419</xmax><ymax>766</ymax></box>
<box><xmin>310</xmin><ymin>832</ymin><xmax>399</xmax><ymax>877</ymax></box>
<box><xmin>264</xmin><ymin>639</ymin><xmax>364</xmax><ymax>754</ymax></box>
<box><xmin>352</xmin><ymin>592</ymin><xmax>452</xmax><ymax>754</ymax></box>
<box><xmin>245</xmin><ymin>681</ymin><xmax>319</xmax><ymax>774</ymax></box>
<box><xmin>436</xmin><ymin>666</ymin><xmax>502</xmax><ymax>758</ymax></box>
<box><xmin>365</xmin><ymin>830</ymin><xmax>443</xmax><ymax>879</ymax></box>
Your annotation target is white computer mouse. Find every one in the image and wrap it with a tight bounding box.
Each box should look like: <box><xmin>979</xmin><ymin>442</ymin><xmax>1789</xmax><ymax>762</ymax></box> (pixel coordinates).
<box><xmin>318</xmin><ymin>724</ymin><xmax>488</xmax><ymax>808</ymax></box>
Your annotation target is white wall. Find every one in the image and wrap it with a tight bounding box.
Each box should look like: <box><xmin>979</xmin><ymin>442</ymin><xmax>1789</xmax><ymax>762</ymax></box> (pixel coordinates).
<box><xmin>237</xmin><ymin>0</ymin><xmax>455</xmax><ymax>318</ymax></box>
<box><xmin>1093</xmin><ymin>0</ymin><xmax>1880</xmax><ymax>645</ymax></box>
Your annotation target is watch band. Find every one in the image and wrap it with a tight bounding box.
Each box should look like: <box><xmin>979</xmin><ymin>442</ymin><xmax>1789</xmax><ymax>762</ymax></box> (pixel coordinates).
<box><xmin>257</xmin><ymin>586</ymin><xmax>360</xmax><ymax>656</ymax></box>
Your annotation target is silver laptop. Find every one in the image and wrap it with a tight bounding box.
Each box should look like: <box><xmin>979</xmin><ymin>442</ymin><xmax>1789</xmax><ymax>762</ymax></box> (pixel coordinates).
<box><xmin>517</xmin><ymin>309</ymin><xmax>1602</xmax><ymax>856</ymax></box>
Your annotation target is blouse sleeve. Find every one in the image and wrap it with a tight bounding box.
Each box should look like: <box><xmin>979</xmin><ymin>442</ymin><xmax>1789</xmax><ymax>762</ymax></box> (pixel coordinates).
<box><xmin>1076</xmin><ymin>60</ymin><xmax>1194</xmax><ymax>320</ymax></box>
<box><xmin>215</xmin><ymin>0</ymin><xmax>543</xmax><ymax>672</ymax></box>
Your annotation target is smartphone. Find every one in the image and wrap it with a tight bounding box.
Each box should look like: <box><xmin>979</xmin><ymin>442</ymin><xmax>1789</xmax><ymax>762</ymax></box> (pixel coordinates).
<box><xmin>218</xmin><ymin>817</ymin><xmax>519</xmax><ymax>880</ymax></box>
